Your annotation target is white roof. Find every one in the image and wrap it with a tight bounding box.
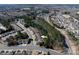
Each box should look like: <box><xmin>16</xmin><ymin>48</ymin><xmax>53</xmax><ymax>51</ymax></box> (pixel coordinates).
<box><xmin>76</xmin><ymin>11</ymin><xmax>79</xmax><ymax>14</ymax></box>
<box><xmin>62</xmin><ymin>15</ymin><xmax>70</xmax><ymax>18</ymax></box>
<box><xmin>41</xmin><ymin>35</ymin><xmax>47</xmax><ymax>38</ymax></box>
<box><xmin>0</xmin><ymin>23</ymin><xmax>6</xmax><ymax>31</ymax></box>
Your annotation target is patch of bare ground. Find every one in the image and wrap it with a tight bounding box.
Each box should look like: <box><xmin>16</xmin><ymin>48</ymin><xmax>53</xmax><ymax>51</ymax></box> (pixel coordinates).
<box><xmin>71</xmin><ymin>40</ymin><xmax>79</xmax><ymax>54</ymax></box>
<box><xmin>67</xmin><ymin>33</ymin><xmax>78</xmax><ymax>54</ymax></box>
<box><xmin>53</xmin><ymin>45</ymin><xmax>64</xmax><ymax>53</ymax></box>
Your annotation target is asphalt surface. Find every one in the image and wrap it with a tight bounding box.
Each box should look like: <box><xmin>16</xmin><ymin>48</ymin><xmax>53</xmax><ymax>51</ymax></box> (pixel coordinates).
<box><xmin>43</xmin><ymin>14</ymin><xmax>76</xmax><ymax>54</ymax></box>
<box><xmin>0</xmin><ymin>45</ymin><xmax>62</xmax><ymax>55</ymax></box>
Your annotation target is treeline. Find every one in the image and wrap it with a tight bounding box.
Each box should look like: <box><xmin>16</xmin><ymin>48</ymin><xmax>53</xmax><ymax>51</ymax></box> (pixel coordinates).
<box><xmin>33</xmin><ymin>18</ymin><xmax>65</xmax><ymax>49</ymax></box>
<box><xmin>18</xmin><ymin>15</ymin><xmax>65</xmax><ymax>49</ymax></box>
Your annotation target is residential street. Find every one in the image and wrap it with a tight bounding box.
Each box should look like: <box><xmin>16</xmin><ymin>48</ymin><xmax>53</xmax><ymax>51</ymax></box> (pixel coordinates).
<box><xmin>0</xmin><ymin>45</ymin><xmax>62</xmax><ymax>55</ymax></box>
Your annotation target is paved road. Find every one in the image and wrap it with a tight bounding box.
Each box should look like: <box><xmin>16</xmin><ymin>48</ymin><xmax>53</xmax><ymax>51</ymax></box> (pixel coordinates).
<box><xmin>16</xmin><ymin>21</ymin><xmax>32</xmax><ymax>38</ymax></box>
<box><xmin>0</xmin><ymin>20</ymin><xmax>62</xmax><ymax>55</ymax></box>
<box><xmin>0</xmin><ymin>45</ymin><xmax>62</xmax><ymax>55</ymax></box>
<box><xmin>16</xmin><ymin>21</ymin><xmax>37</xmax><ymax>46</ymax></box>
<box><xmin>55</xmin><ymin>28</ymin><xmax>77</xmax><ymax>54</ymax></box>
<box><xmin>1</xmin><ymin>31</ymin><xmax>17</xmax><ymax>41</ymax></box>
<box><xmin>43</xmin><ymin>14</ymin><xmax>77</xmax><ymax>54</ymax></box>
<box><xmin>29</xmin><ymin>27</ymin><xmax>43</xmax><ymax>44</ymax></box>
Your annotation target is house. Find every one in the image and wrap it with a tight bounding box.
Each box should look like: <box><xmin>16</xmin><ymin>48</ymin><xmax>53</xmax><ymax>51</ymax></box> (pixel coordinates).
<box><xmin>0</xmin><ymin>23</ymin><xmax>6</xmax><ymax>31</ymax></box>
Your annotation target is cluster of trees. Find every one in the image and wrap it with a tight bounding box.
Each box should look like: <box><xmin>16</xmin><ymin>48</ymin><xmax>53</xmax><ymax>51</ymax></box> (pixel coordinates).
<box><xmin>16</xmin><ymin>31</ymin><xmax>29</xmax><ymax>39</ymax></box>
<box><xmin>42</xmin><ymin>9</ymin><xmax>49</xmax><ymax>14</ymax></box>
<box><xmin>1</xmin><ymin>19</ymin><xmax>13</xmax><ymax>30</ymax></box>
<box><xmin>6</xmin><ymin>31</ymin><xmax>29</xmax><ymax>46</ymax></box>
<box><xmin>0</xmin><ymin>19</ymin><xmax>14</xmax><ymax>34</ymax></box>
<box><xmin>17</xmin><ymin>15</ymin><xmax>65</xmax><ymax>49</ymax></box>
<box><xmin>62</xmin><ymin>11</ymin><xmax>70</xmax><ymax>14</ymax></box>
<box><xmin>23</xmin><ymin>16</ymin><xmax>65</xmax><ymax>49</ymax></box>
<box><xmin>6</xmin><ymin>36</ymin><xmax>18</xmax><ymax>46</ymax></box>
<box><xmin>34</xmin><ymin>19</ymin><xmax>65</xmax><ymax>49</ymax></box>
